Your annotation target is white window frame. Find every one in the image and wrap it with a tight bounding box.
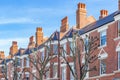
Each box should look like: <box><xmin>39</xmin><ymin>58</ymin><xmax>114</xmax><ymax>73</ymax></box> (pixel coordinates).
<box><xmin>100</xmin><ymin>59</ymin><xmax>106</xmax><ymax>75</ymax></box>
<box><xmin>118</xmin><ymin>52</ymin><xmax>120</xmax><ymax>70</ymax></box>
<box><xmin>52</xmin><ymin>63</ymin><xmax>58</xmax><ymax>78</ymax></box>
<box><xmin>118</xmin><ymin>20</ymin><xmax>120</xmax><ymax>37</ymax></box>
<box><xmin>62</xmin><ymin>43</ymin><xmax>66</xmax><ymax>56</ymax></box>
<box><xmin>61</xmin><ymin>64</ymin><xmax>66</xmax><ymax>80</ymax></box>
<box><xmin>69</xmin><ymin>41</ymin><xmax>75</xmax><ymax>56</ymax></box>
<box><xmin>70</xmin><ymin>64</ymin><xmax>74</xmax><ymax>80</ymax></box>
<box><xmin>53</xmin><ymin>44</ymin><xmax>58</xmax><ymax>55</ymax></box>
<box><xmin>100</xmin><ymin>30</ymin><xmax>107</xmax><ymax>47</ymax></box>
<box><xmin>26</xmin><ymin>57</ymin><xmax>29</xmax><ymax>67</ymax></box>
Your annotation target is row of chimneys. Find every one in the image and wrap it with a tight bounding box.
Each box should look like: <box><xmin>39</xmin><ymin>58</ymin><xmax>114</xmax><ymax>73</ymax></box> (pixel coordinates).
<box><xmin>7</xmin><ymin>27</ymin><xmax>44</xmax><ymax>57</ymax></box>
<box><xmin>60</xmin><ymin>0</ymin><xmax>120</xmax><ymax>32</ymax></box>
<box><xmin>1</xmin><ymin>1</ymin><xmax>120</xmax><ymax>58</ymax></box>
<box><xmin>60</xmin><ymin>3</ymin><xmax>109</xmax><ymax>32</ymax></box>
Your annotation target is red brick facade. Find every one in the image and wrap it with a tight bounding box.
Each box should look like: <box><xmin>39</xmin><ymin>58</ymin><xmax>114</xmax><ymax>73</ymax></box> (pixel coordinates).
<box><xmin>1</xmin><ymin>1</ymin><xmax>120</xmax><ymax>80</ymax></box>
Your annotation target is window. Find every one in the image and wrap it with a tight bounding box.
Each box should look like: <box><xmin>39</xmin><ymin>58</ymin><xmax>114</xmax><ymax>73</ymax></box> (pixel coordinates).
<box><xmin>70</xmin><ymin>65</ymin><xmax>74</xmax><ymax>80</ymax></box>
<box><xmin>41</xmin><ymin>52</ymin><xmax>44</xmax><ymax>61</ymax></box>
<box><xmin>16</xmin><ymin>58</ymin><xmax>21</xmax><ymax>67</ymax></box>
<box><xmin>26</xmin><ymin>57</ymin><xmax>29</xmax><ymax>67</ymax></box>
<box><xmin>53</xmin><ymin>65</ymin><xmax>57</xmax><ymax>78</ymax></box>
<box><xmin>53</xmin><ymin>44</ymin><xmax>58</xmax><ymax>55</ymax></box>
<box><xmin>22</xmin><ymin>59</ymin><xmax>24</xmax><ymax>68</ymax></box>
<box><xmin>33</xmin><ymin>74</ymin><xmax>36</xmax><ymax>80</ymax></box>
<box><xmin>70</xmin><ymin>42</ymin><xmax>75</xmax><ymax>56</ymax></box>
<box><xmin>62</xmin><ymin>66</ymin><xmax>66</xmax><ymax>80</ymax></box>
<box><xmin>84</xmin><ymin>36</ymin><xmax>89</xmax><ymax>53</ymax></box>
<box><xmin>62</xmin><ymin>44</ymin><xmax>66</xmax><ymax>56</ymax></box>
<box><xmin>46</xmin><ymin>67</ymin><xmax>50</xmax><ymax>79</ymax></box>
<box><xmin>118</xmin><ymin>52</ymin><xmax>120</xmax><ymax>70</ymax></box>
<box><xmin>25</xmin><ymin>73</ymin><xmax>29</xmax><ymax>80</ymax></box>
<box><xmin>100</xmin><ymin>30</ymin><xmax>106</xmax><ymax>46</ymax></box>
<box><xmin>100</xmin><ymin>60</ymin><xmax>106</xmax><ymax>75</ymax></box>
<box><xmin>118</xmin><ymin>21</ymin><xmax>120</xmax><ymax>37</ymax></box>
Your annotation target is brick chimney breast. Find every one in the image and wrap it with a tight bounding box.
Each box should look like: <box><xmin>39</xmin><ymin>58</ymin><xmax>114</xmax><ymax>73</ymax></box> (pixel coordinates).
<box><xmin>119</xmin><ymin>0</ymin><xmax>120</xmax><ymax>10</ymax></box>
<box><xmin>10</xmin><ymin>41</ymin><xmax>18</xmax><ymax>56</ymax></box>
<box><xmin>60</xmin><ymin>16</ymin><xmax>69</xmax><ymax>32</ymax></box>
<box><xmin>28</xmin><ymin>36</ymin><xmax>35</xmax><ymax>48</ymax></box>
<box><xmin>0</xmin><ymin>51</ymin><xmax>5</xmax><ymax>59</ymax></box>
<box><xmin>36</xmin><ymin>27</ymin><xmax>43</xmax><ymax>47</ymax></box>
<box><xmin>99</xmin><ymin>10</ymin><xmax>108</xmax><ymax>19</ymax></box>
<box><xmin>76</xmin><ymin>2</ymin><xmax>87</xmax><ymax>29</ymax></box>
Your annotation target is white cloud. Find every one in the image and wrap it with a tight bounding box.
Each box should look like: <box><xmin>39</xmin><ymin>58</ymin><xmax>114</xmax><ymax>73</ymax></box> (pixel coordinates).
<box><xmin>0</xmin><ymin>17</ymin><xmax>41</xmax><ymax>24</ymax></box>
<box><xmin>0</xmin><ymin>38</ymin><xmax>29</xmax><ymax>56</ymax></box>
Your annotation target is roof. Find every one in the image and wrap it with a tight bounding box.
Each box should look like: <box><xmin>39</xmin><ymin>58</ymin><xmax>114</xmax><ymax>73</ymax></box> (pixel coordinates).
<box><xmin>1</xmin><ymin>59</ymin><xmax>12</xmax><ymax>65</ymax></box>
<box><xmin>49</xmin><ymin>31</ymin><xmax>60</xmax><ymax>41</ymax></box>
<box><xmin>23</xmin><ymin>48</ymin><xmax>37</xmax><ymax>55</ymax></box>
<box><xmin>61</xmin><ymin>28</ymin><xmax>77</xmax><ymax>40</ymax></box>
<box><xmin>79</xmin><ymin>10</ymin><xmax>119</xmax><ymax>35</ymax></box>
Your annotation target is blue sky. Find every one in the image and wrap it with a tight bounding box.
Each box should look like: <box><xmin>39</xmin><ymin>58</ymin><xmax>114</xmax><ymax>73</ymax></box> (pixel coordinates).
<box><xmin>0</xmin><ymin>0</ymin><xmax>118</xmax><ymax>56</ymax></box>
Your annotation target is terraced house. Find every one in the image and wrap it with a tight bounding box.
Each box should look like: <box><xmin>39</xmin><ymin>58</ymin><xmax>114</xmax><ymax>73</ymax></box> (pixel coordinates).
<box><xmin>1</xmin><ymin>0</ymin><xmax>120</xmax><ymax>80</ymax></box>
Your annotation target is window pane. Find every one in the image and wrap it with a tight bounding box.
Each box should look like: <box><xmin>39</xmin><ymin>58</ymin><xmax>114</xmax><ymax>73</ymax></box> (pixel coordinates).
<box><xmin>70</xmin><ymin>65</ymin><xmax>74</xmax><ymax>80</ymax></box>
<box><xmin>118</xmin><ymin>52</ymin><xmax>120</xmax><ymax>69</ymax></box>
<box><xmin>53</xmin><ymin>45</ymin><xmax>58</xmax><ymax>55</ymax></box>
<box><xmin>53</xmin><ymin>65</ymin><xmax>57</xmax><ymax>78</ymax></box>
<box><xmin>62</xmin><ymin>66</ymin><xmax>66</xmax><ymax>80</ymax></box>
<box><xmin>100</xmin><ymin>60</ymin><xmax>106</xmax><ymax>74</ymax></box>
<box><xmin>118</xmin><ymin>21</ymin><xmax>120</xmax><ymax>36</ymax></box>
<box><xmin>62</xmin><ymin>44</ymin><xmax>66</xmax><ymax>56</ymax></box>
<box><xmin>100</xmin><ymin>31</ymin><xmax>106</xmax><ymax>46</ymax></box>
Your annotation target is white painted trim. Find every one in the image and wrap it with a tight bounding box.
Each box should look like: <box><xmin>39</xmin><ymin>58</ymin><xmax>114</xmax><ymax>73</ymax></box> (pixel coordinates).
<box><xmin>20</xmin><ymin>55</ymin><xmax>28</xmax><ymax>58</ymax></box>
<box><xmin>25</xmin><ymin>72</ymin><xmax>29</xmax><ymax>74</ymax></box>
<box><xmin>32</xmin><ymin>70</ymin><xmax>36</xmax><ymax>73</ymax></box>
<box><xmin>87</xmin><ymin>73</ymin><xmax>114</xmax><ymax>79</ymax></box>
<box><xmin>40</xmin><ymin>47</ymin><xmax>44</xmax><ymax>52</ymax></box>
<box><xmin>61</xmin><ymin>63</ymin><xmax>67</xmax><ymax>67</ymax></box>
<box><xmin>97</xmin><ymin>24</ymin><xmax>108</xmax><ymax>32</ymax></box>
<box><xmin>114</xmin><ymin>14</ymin><xmax>120</xmax><ymax>21</ymax></box>
<box><xmin>98</xmin><ymin>48</ymin><xmax>108</xmax><ymax>60</ymax></box>
<box><xmin>60</xmin><ymin>38</ymin><xmax>72</xmax><ymax>45</ymax></box>
<box><xmin>114</xmin><ymin>37</ymin><xmax>120</xmax><ymax>41</ymax></box>
<box><xmin>118</xmin><ymin>52</ymin><xmax>120</xmax><ymax>70</ymax></box>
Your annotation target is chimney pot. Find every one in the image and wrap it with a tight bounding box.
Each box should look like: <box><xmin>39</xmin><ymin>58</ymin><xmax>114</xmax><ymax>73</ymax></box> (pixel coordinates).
<box><xmin>78</xmin><ymin>3</ymin><xmax>86</xmax><ymax>9</ymax></box>
<box><xmin>99</xmin><ymin>9</ymin><xmax>108</xmax><ymax>19</ymax></box>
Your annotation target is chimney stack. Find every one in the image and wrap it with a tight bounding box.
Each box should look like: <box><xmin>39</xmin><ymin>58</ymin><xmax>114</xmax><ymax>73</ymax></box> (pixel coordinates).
<box><xmin>76</xmin><ymin>3</ymin><xmax>87</xmax><ymax>29</ymax></box>
<box><xmin>10</xmin><ymin>41</ymin><xmax>18</xmax><ymax>56</ymax></box>
<box><xmin>0</xmin><ymin>51</ymin><xmax>5</xmax><ymax>59</ymax></box>
<box><xmin>99</xmin><ymin>10</ymin><xmax>108</xmax><ymax>19</ymax></box>
<box><xmin>60</xmin><ymin>16</ymin><xmax>69</xmax><ymax>32</ymax></box>
<box><xmin>28</xmin><ymin>36</ymin><xmax>35</xmax><ymax>48</ymax></box>
<box><xmin>36</xmin><ymin>27</ymin><xmax>43</xmax><ymax>47</ymax></box>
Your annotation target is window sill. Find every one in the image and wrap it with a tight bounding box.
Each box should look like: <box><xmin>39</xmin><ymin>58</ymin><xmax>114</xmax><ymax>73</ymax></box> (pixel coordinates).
<box><xmin>114</xmin><ymin>37</ymin><xmax>120</xmax><ymax>41</ymax></box>
<box><xmin>99</xmin><ymin>74</ymin><xmax>106</xmax><ymax>77</ymax></box>
<box><xmin>98</xmin><ymin>44</ymin><xmax>106</xmax><ymax>49</ymax></box>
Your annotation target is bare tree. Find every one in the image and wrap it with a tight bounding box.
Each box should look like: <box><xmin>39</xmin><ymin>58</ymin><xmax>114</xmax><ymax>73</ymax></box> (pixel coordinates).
<box><xmin>60</xmin><ymin>31</ymin><xmax>99</xmax><ymax>80</ymax></box>
<box><xmin>24</xmin><ymin>40</ymin><xmax>57</xmax><ymax>80</ymax></box>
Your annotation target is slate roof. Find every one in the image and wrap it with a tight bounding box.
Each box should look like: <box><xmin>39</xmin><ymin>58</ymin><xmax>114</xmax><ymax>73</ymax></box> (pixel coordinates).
<box><xmin>23</xmin><ymin>48</ymin><xmax>37</xmax><ymax>55</ymax></box>
<box><xmin>1</xmin><ymin>59</ymin><xmax>12</xmax><ymax>65</ymax></box>
<box><xmin>61</xmin><ymin>28</ymin><xmax>77</xmax><ymax>40</ymax></box>
<box><xmin>79</xmin><ymin>10</ymin><xmax>119</xmax><ymax>35</ymax></box>
<box><xmin>49</xmin><ymin>31</ymin><xmax>60</xmax><ymax>41</ymax></box>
